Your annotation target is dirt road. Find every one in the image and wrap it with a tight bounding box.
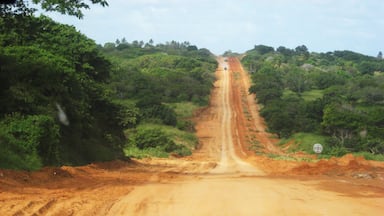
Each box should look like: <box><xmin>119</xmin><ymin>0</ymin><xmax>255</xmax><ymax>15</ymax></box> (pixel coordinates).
<box><xmin>106</xmin><ymin>57</ymin><xmax>383</xmax><ymax>215</ymax></box>
<box><xmin>1</xmin><ymin>57</ymin><xmax>383</xmax><ymax>216</ymax></box>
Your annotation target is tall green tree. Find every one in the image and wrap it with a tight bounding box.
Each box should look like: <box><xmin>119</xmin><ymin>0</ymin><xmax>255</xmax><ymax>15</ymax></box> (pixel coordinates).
<box><xmin>321</xmin><ymin>103</ymin><xmax>364</xmax><ymax>147</ymax></box>
<box><xmin>249</xmin><ymin>64</ymin><xmax>283</xmax><ymax>104</ymax></box>
<box><xmin>0</xmin><ymin>0</ymin><xmax>108</xmax><ymax>18</ymax></box>
<box><xmin>0</xmin><ymin>14</ymin><xmax>130</xmax><ymax>168</ymax></box>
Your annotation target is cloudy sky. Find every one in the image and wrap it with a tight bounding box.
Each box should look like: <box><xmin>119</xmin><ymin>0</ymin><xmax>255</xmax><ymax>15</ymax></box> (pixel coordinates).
<box><xmin>46</xmin><ymin>0</ymin><xmax>384</xmax><ymax>56</ymax></box>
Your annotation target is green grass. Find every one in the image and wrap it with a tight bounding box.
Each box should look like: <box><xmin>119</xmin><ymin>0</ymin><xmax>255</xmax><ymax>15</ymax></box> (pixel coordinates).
<box><xmin>279</xmin><ymin>133</ymin><xmax>384</xmax><ymax>161</ymax></box>
<box><xmin>301</xmin><ymin>89</ymin><xmax>324</xmax><ymax>101</ymax></box>
<box><xmin>158</xmin><ymin>124</ymin><xmax>198</xmax><ymax>149</ymax></box>
<box><xmin>316</xmin><ymin>151</ymin><xmax>384</xmax><ymax>161</ymax></box>
<box><xmin>169</xmin><ymin>102</ymin><xmax>200</xmax><ymax>132</ymax></box>
<box><xmin>169</xmin><ymin>102</ymin><xmax>198</xmax><ymax>119</ymax></box>
<box><xmin>353</xmin><ymin>152</ymin><xmax>384</xmax><ymax>161</ymax></box>
<box><xmin>282</xmin><ymin>89</ymin><xmax>324</xmax><ymax>102</ymax></box>
<box><xmin>124</xmin><ymin>123</ymin><xmax>198</xmax><ymax>158</ymax></box>
<box><xmin>124</xmin><ymin>146</ymin><xmax>169</xmax><ymax>158</ymax></box>
<box><xmin>266</xmin><ymin>153</ymin><xmax>315</xmax><ymax>162</ymax></box>
<box><xmin>123</xmin><ymin>102</ymin><xmax>201</xmax><ymax>159</ymax></box>
<box><xmin>282</xmin><ymin>89</ymin><xmax>296</xmax><ymax>99</ymax></box>
<box><xmin>279</xmin><ymin>132</ymin><xmax>328</xmax><ymax>154</ymax></box>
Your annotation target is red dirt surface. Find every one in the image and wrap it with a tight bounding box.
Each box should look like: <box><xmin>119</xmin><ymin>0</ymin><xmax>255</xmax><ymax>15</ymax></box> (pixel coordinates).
<box><xmin>0</xmin><ymin>56</ymin><xmax>383</xmax><ymax>215</ymax></box>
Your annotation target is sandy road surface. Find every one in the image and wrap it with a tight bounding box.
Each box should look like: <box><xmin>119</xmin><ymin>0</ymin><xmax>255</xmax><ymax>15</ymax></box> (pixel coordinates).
<box><xmin>106</xmin><ymin>176</ymin><xmax>383</xmax><ymax>216</ymax></box>
<box><xmin>105</xmin><ymin>58</ymin><xmax>384</xmax><ymax>216</ymax></box>
<box><xmin>1</xmin><ymin>57</ymin><xmax>383</xmax><ymax>216</ymax></box>
<box><xmin>209</xmin><ymin>57</ymin><xmax>263</xmax><ymax>175</ymax></box>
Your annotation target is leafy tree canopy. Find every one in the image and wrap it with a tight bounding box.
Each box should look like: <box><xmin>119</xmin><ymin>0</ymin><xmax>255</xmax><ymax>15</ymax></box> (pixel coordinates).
<box><xmin>0</xmin><ymin>0</ymin><xmax>108</xmax><ymax>18</ymax></box>
<box><xmin>242</xmin><ymin>44</ymin><xmax>384</xmax><ymax>156</ymax></box>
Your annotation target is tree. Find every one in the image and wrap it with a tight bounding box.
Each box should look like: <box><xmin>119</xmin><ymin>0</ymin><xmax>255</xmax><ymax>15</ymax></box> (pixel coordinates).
<box><xmin>0</xmin><ymin>1</ymin><xmax>17</xmax><ymax>4</ymax></box>
<box><xmin>358</xmin><ymin>61</ymin><xmax>376</xmax><ymax>75</ymax></box>
<box><xmin>249</xmin><ymin>64</ymin><xmax>283</xmax><ymax>104</ymax></box>
<box><xmin>277</xmin><ymin>46</ymin><xmax>294</xmax><ymax>56</ymax></box>
<box><xmin>103</xmin><ymin>42</ymin><xmax>115</xmax><ymax>51</ymax></box>
<box><xmin>187</xmin><ymin>45</ymin><xmax>198</xmax><ymax>51</ymax></box>
<box><xmin>0</xmin><ymin>14</ymin><xmax>128</xmax><ymax>167</ymax></box>
<box><xmin>322</xmin><ymin>103</ymin><xmax>364</xmax><ymax>146</ymax></box>
<box><xmin>260</xmin><ymin>96</ymin><xmax>315</xmax><ymax>138</ymax></box>
<box><xmin>0</xmin><ymin>114</ymin><xmax>60</xmax><ymax>170</ymax></box>
<box><xmin>311</xmin><ymin>71</ymin><xmax>347</xmax><ymax>89</ymax></box>
<box><xmin>284</xmin><ymin>67</ymin><xmax>308</xmax><ymax>94</ymax></box>
<box><xmin>253</xmin><ymin>45</ymin><xmax>274</xmax><ymax>55</ymax></box>
<box><xmin>121</xmin><ymin>37</ymin><xmax>127</xmax><ymax>44</ymax></box>
<box><xmin>1</xmin><ymin>0</ymin><xmax>108</xmax><ymax>18</ymax></box>
<box><xmin>377</xmin><ymin>51</ymin><xmax>382</xmax><ymax>60</ymax></box>
<box><xmin>295</xmin><ymin>45</ymin><xmax>309</xmax><ymax>55</ymax></box>
<box><xmin>0</xmin><ymin>0</ymin><xmax>36</xmax><ymax>16</ymax></box>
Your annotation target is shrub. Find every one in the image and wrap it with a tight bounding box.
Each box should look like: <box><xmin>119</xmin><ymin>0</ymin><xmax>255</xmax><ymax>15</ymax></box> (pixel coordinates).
<box><xmin>131</xmin><ymin>127</ymin><xmax>174</xmax><ymax>150</ymax></box>
<box><xmin>128</xmin><ymin>126</ymin><xmax>193</xmax><ymax>157</ymax></box>
<box><xmin>173</xmin><ymin>145</ymin><xmax>192</xmax><ymax>156</ymax></box>
<box><xmin>0</xmin><ymin>113</ymin><xmax>60</xmax><ymax>170</ymax></box>
<box><xmin>140</xmin><ymin>104</ymin><xmax>177</xmax><ymax>126</ymax></box>
<box><xmin>176</xmin><ymin>120</ymin><xmax>195</xmax><ymax>132</ymax></box>
<box><xmin>353</xmin><ymin>152</ymin><xmax>384</xmax><ymax>161</ymax></box>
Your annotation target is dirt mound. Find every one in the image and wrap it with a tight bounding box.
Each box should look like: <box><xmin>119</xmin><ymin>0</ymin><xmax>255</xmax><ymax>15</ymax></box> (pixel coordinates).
<box><xmin>287</xmin><ymin>154</ymin><xmax>384</xmax><ymax>179</ymax></box>
<box><xmin>248</xmin><ymin>154</ymin><xmax>384</xmax><ymax>180</ymax></box>
<box><xmin>0</xmin><ymin>167</ymin><xmax>72</xmax><ymax>187</ymax></box>
<box><xmin>0</xmin><ymin>160</ymin><xmax>149</xmax><ymax>191</ymax></box>
<box><xmin>0</xmin><ymin>159</ymin><xmax>176</xmax><ymax>216</ymax></box>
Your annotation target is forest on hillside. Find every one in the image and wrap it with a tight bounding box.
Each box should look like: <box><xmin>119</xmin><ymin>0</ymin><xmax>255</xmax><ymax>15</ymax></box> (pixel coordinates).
<box><xmin>0</xmin><ymin>2</ymin><xmax>217</xmax><ymax>170</ymax></box>
<box><xmin>242</xmin><ymin>45</ymin><xmax>384</xmax><ymax>159</ymax></box>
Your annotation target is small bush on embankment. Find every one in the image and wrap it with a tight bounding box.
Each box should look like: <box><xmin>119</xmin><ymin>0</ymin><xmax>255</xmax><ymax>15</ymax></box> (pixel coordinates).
<box><xmin>124</xmin><ymin>124</ymin><xmax>196</xmax><ymax>158</ymax></box>
<box><xmin>169</xmin><ymin>102</ymin><xmax>198</xmax><ymax>132</ymax></box>
<box><xmin>279</xmin><ymin>133</ymin><xmax>327</xmax><ymax>153</ymax></box>
<box><xmin>0</xmin><ymin>114</ymin><xmax>60</xmax><ymax>170</ymax></box>
<box><xmin>352</xmin><ymin>152</ymin><xmax>384</xmax><ymax>161</ymax></box>
<box><xmin>279</xmin><ymin>132</ymin><xmax>384</xmax><ymax>161</ymax></box>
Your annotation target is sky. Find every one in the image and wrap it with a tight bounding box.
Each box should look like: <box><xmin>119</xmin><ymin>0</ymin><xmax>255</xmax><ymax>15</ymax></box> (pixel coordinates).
<box><xmin>45</xmin><ymin>0</ymin><xmax>384</xmax><ymax>56</ymax></box>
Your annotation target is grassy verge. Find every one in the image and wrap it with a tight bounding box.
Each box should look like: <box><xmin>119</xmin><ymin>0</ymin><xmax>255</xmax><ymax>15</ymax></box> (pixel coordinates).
<box><xmin>124</xmin><ymin>146</ymin><xmax>169</xmax><ymax>159</ymax></box>
<box><xmin>282</xmin><ymin>89</ymin><xmax>324</xmax><ymax>102</ymax></box>
<box><xmin>124</xmin><ymin>123</ymin><xmax>198</xmax><ymax>158</ymax></box>
<box><xmin>352</xmin><ymin>152</ymin><xmax>384</xmax><ymax>161</ymax></box>
<box><xmin>169</xmin><ymin>102</ymin><xmax>198</xmax><ymax>119</ymax></box>
<box><xmin>169</xmin><ymin>102</ymin><xmax>199</xmax><ymax>131</ymax></box>
<box><xmin>301</xmin><ymin>89</ymin><xmax>324</xmax><ymax>101</ymax></box>
<box><xmin>278</xmin><ymin>132</ymin><xmax>328</xmax><ymax>154</ymax></box>
<box><xmin>266</xmin><ymin>153</ymin><xmax>316</xmax><ymax>162</ymax></box>
<box><xmin>278</xmin><ymin>132</ymin><xmax>384</xmax><ymax>161</ymax></box>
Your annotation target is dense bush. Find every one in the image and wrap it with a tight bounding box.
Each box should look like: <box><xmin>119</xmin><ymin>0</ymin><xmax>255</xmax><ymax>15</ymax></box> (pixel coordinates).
<box><xmin>100</xmin><ymin>39</ymin><xmax>216</xmax><ymax>159</ymax></box>
<box><xmin>128</xmin><ymin>127</ymin><xmax>191</xmax><ymax>156</ymax></box>
<box><xmin>0</xmin><ymin>15</ymin><xmax>127</xmax><ymax>168</ymax></box>
<box><xmin>0</xmin><ymin>114</ymin><xmax>60</xmax><ymax>170</ymax></box>
<box><xmin>243</xmin><ymin>45</ymin><xmax>384</xmax><ymax>156</ymax></box>
<box><xmin>0</xmin><ymin>4</ymin><xmax>214</xmax><ymax>169</ymax></box>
